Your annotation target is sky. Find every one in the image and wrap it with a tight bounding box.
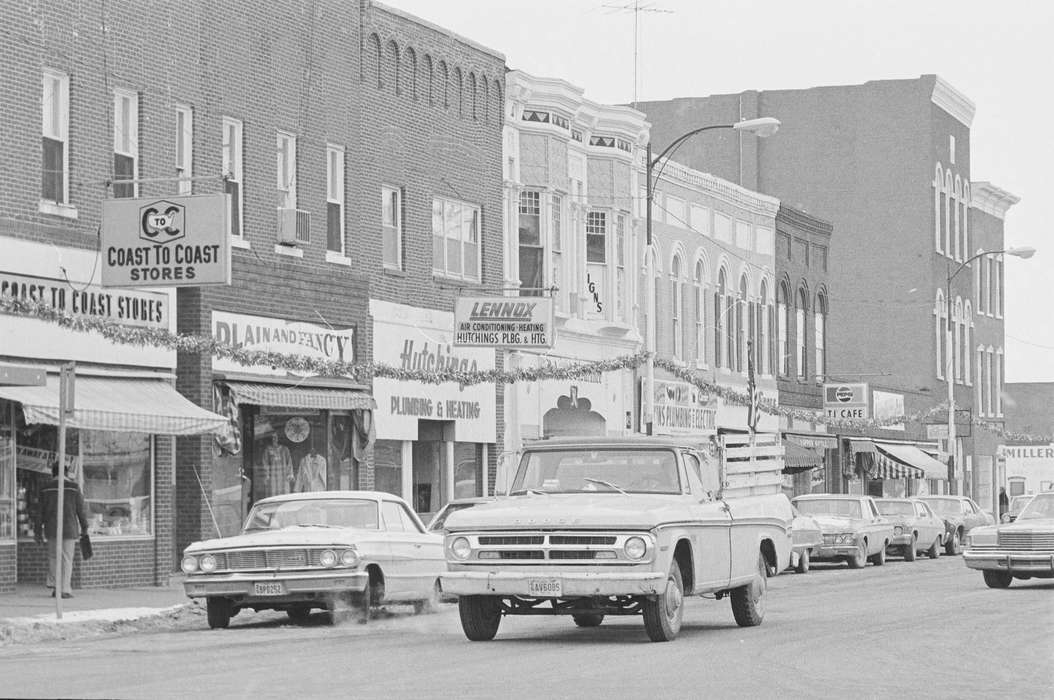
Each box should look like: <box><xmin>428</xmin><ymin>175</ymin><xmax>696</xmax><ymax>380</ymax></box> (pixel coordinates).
<box><xmin>390</xmin><ymin>0</ymin><xmax>1053</xmax><ymax>381</ymax></box>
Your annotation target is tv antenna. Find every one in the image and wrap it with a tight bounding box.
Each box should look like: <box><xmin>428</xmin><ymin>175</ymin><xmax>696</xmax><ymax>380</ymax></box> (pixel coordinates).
<box><xmin>601</xmin><ymin>1</ymin><xmax>674</xmax><ymax>109</ymax></box>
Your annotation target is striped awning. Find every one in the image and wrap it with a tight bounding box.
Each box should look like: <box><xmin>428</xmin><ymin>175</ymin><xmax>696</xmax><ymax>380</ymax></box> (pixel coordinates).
<box><xmin>783</xmin><ymin>441</ymin><xmax>825</xmax><ymax>473</ymax></box>
<box><xmin>871</xmin><ymin>450</ymin><xmax>925</xmax><ymax>479</ymax></box>
<box><xmin>223</xmin><ymin>381</ymin><xmax>376</xmax><ymax>411</ymax></box>
<box><xmin>0</xmin><ymin>375</ymin><xmax>228</xmax><ymax>435</ymax></box>
<box><xmin>874</xmin><ymin>442</ymin><xmax>947</xmax><ymax>479</ymax></box>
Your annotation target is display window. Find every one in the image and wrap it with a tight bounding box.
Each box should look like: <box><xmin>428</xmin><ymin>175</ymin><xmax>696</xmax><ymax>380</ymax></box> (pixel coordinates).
<box><xmin>251</xmin><ymin>410</ymin><xmax>327</xmax><ymax>499</ymax></box>
<box><xmin>1</xmin><ymin>403</ymin><xmax>15</xmax><ymax>543</ymax></box>
<box><xmin>374</xmin><ymin>439</ymin><xmax>403</xmax><ymax>499</ymax></box>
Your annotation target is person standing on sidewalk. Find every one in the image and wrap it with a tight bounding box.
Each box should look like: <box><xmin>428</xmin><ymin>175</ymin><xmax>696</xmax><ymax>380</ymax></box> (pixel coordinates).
<box><xmin>34</xmin><ymin>461</ymin><xmax>89</xmax><ymax>599</ymax></box>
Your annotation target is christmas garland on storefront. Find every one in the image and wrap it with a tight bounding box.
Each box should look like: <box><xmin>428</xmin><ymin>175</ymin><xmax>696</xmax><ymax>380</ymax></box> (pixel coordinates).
<box><xmin>2</xmin><ymin>295</ymin><xmax>1049</xmax><ymax>443</ymax></box>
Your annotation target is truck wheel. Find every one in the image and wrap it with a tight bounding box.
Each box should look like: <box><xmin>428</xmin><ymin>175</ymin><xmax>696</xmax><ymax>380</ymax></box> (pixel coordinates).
<box><xmin>983</xmin><ymin>570</ymin><xmax>1013</xmax><ymax>588</ymax></box>
<box><xmin>206</xmin><ymin>598</ymin><xmax>231</xmax><ymax>629</ymax></box>
<box><xmin>572</xmin><ymin>614</ymin><xmax>604</xmax><ymax>627</ymax></box>
<box><xmin>868</xmin><ymin>544</ymin><xmax>886</xmax><ymax>566</ymax></box>
<box><xmin>731</xmin><ymin>552</ymin><xmax>767</xmax><ymax>627</ymax></box>
<box><xmin>642</xmin><ymin>559</ymin><xmax>684</xmax><ymax>642</ymax></box>
<box><xmin>927</xmin><ymin>537</ymin><xmax>941</xmax><ymax>559</ymax></box>
<box><xmin>904</xmin><ymin>535</ymin><xmax>917</xmax><ymax>561</ymax></box>
<box><xmin>795</xmin><ymin>549</ymin><xmax>810</xmax><ymax>574</ymax></box>
<box><xmin>458</xmin><ymin>595</ymin><xmax>502</xmax><ymax>641</ymax></box>
<box><xmin>848</xmin><ymin>542</ymin><xmax>867</xmax><ymax>569</ymax></box>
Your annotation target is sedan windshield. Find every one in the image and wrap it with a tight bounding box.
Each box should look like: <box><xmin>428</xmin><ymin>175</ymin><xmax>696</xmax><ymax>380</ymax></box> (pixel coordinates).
<box><xmin>1016</xmin><ymin>493</ymin><xmax>1054</xmax><ymax>521</ymax></box>
<box><xmin>511</xmin><ymin>448</ymin><xmax>681</xmax><ymax>495</ymax></box>
<box><xmin>244</xmin><ymin>498</ymin><xmax>379</xmax><ymax>532</ymax></box>
<box><xmin>794</xmin><ymin>499</ymin><xmax>862</xmax><ymax>519</ymax></box>
<box><xmin>924</xmin><ymin>499</ymin><xmax>960</xmax><ymax>516</ymax></box>
<box><xmin>876</xmin><ymin>501</ymin><xmax>914</xmax><ymax>516</ymax></box>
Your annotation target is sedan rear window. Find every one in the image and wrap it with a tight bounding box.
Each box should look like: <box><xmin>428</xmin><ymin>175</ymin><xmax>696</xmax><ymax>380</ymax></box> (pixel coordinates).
<box><xmin>876</xmin><ymin>501</ymin><xmax>914</xmax><ymax>516</ymax></box>
<box><xmin>793</xmin><ymin>499</ymin><xmax>862</xmax><ymax>519</ymax></box>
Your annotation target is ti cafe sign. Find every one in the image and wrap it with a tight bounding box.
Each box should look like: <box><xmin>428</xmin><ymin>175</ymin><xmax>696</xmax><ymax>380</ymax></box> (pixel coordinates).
<box><xmin>823</xmin><ymin>383</ymin><xmax>870</xmax><ymax>420</ymax></box>
<box><xmin>453</xmin><ymin>296</ymin><xmax>555</xmax><ymax>349</ymax></box>
<box><xmin>100</xmin><ymin>194</ymin><xmax>231</xmax><ymax>287</ymax></box>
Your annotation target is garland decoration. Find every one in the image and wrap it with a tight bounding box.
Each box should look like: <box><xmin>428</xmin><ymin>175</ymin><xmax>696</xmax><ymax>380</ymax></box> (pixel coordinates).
<box><xmin>2</xmin><ymin>295</ymin><xmax>1049</xmax><ymax>443</ymax></box>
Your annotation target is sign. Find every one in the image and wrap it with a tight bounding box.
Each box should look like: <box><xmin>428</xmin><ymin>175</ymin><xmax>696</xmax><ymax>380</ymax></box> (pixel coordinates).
<box><xmin>872</xmin><ymin>390</ymin><xmax>905</xmax><ymax>431</ymax></box>
<box><xmin>0</xmin><ymin>270</ymin><xmax>169</xmax><ymax>328</ymax></box>
<box><xmin>823</xmin><ymin>382</ymin><xmax>869</xmax><ymax>420</ymax></box>
<box><xmin>211</xmin><ymin>311</ymin><xmax>355</xmax><ymax>376</ymax></box>
<box><xmin>100</xmin><ymin>194</ymin><xmax>231</xmax><ymax>287</ymax></box>
<box><xmin>454</xmin><ymin>297</ymin><xmax>554</xmax><ymax>349</ymax></box>
<box><xmin>644</xmin><ymin>379</ymin><xmax>718</xmax><ymax>436</ymax></box>
<box><xmin>926</xmin><ymin>424</ymin><xmax>948</xmax><ymax>440</ymax></box>
<box><xmin>59</xmin><ymin>363</ymin><xmax>75</xmax><ymax>419</ymax></box>
<box><xmin>0</xmin><ymin>364</ymin><xmax>45</xmax><ymax>386</ymax></box>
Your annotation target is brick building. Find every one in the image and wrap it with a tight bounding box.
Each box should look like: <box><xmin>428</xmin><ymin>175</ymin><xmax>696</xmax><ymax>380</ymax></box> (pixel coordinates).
<box><xmin>639</xmin><ymin>76</ymin><xmax>1018</xmax><ymax>498</ymax></box>
<box><xmin>0</xmin><ymin>0</ymin><xmax>505</xmax><ymax>590</ymax></box>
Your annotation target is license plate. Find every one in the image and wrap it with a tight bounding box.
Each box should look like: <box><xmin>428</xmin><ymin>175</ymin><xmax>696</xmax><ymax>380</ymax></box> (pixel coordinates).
<box><xmin>253</xmin><ymin>582</ymin><xmax>286</xmax><ymax>596</ymax></box>
<box><xmin>527</xmin><ymin>578</ymin><xmax>562</xmax><ymax>597</ymax></box>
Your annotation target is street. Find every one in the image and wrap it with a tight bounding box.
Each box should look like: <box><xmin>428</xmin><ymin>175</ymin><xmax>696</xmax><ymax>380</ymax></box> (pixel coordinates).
<box><xmin>2</xmin><ymin>556</ymin><xmax>1051</xmax><ymax>699</ymax></box>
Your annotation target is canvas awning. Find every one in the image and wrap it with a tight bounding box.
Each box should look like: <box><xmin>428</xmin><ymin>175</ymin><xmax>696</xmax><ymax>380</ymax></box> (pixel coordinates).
<box><xmin>874</xmin><ymin>442</ymin><xmax>948</xmax><ymax>480</ymax></box>
<box><xmin>0</xmin><ymin>375</ymin><xmax>228</xmax><ymax>435</ymax></box>
<box><xmin>222</xmin><ymin>381</ymin><xmax>376</xmax><ymax>411</ymax></box>
<box><xmin>783</xmin><ymin>441</ymin><xmax>825</xmax><ymax>473</ymax></box>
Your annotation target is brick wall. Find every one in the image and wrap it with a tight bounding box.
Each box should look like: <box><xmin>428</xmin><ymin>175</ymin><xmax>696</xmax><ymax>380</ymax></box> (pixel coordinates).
<box><xmin>0</xmin><ymin>544</ymin><xmax>14</xmax><ymax>592</ymax></box>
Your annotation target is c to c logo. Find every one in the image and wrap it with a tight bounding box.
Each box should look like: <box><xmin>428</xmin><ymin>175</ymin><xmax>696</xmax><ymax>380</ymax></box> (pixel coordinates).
<box><xmin>139</xmin><ymin>201</ymin><xmax>186</xmax><ymax>243</ymax></box>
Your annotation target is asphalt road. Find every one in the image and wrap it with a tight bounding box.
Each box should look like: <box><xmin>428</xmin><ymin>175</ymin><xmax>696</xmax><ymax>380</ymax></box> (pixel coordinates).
<box><xmin>3</xmin><ymin>555</ymin><xmax>1051</xmax><ymax>699</ymax></box>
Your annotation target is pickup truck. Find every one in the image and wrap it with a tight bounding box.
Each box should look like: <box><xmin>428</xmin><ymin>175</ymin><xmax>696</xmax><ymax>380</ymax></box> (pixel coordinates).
<box><xmin>439</xmin><ymin>435</ymin><xmax>793</xmax><ymax>642</ymax></box>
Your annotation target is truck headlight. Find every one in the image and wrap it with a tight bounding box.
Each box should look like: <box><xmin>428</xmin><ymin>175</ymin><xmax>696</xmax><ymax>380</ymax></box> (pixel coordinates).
<box><xmin>450</xmin><ymin>537</ymin><xmax>472</xmax><ymax>560</ymax></box>
<box><xmin>624</xmin><ymin>536</ymin><xmax>647</xmax><ymax>560</ymax></box>
<box><xmin>199</xmin><ymin>554</ymin><xmax>218</xmax><ymax>572</ymax></box>
<box><xmin>181</xmin><ymin>556</ymin><xmax>198</xmax><ymax>573</ymax></box>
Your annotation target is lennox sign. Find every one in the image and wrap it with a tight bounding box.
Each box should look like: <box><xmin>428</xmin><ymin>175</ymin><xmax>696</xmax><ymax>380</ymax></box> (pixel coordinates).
<box><xmin>454</xmin><ymin>296</ymin><xmax>555</xmax><ymax>349</ymax></box>
<box><xmin>100</xmin><ymin>194</ymin><xmax>231</xmax><ymax>288</ymax></box>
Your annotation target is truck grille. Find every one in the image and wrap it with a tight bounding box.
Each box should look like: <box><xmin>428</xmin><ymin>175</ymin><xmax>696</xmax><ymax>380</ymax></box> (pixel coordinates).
<box><xmin>550</xmin><ymin>535</ymin><xmax>616</xmax><ymax>545</ymax></box>
<box><xmin>479</xmin><ymin>535</ymin><xmax>544</xmax><ymax>546</ymax></box>
<box><xmin>464</xmin><ymin>532</ymin><xmax>646</xmax><ymax>564</ymax></box>
<box><xmin>997</xmin><ymin>532</ymin><xmax>1054</xmax><ymax>550</ymax></box>
<box><xmin>498</xmin><ymin>551</ymin><xmax>545</xmax><ymax>560</ymax></box>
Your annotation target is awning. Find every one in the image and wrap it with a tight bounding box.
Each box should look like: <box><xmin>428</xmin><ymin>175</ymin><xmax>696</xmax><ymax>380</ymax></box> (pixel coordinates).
<box><xmin>848</xmin><ymin>438</ymin><xmax>876</xmax><ymax>454</ymax></box>
<box><xmin>783</xmin><ymin>441</ymin><xmax>825</xmax><ymax>473</ymax></box>
<box><xmin>223</xmin><ymin>381</ymin><xmax>376</xmax><ymax>411</ymax></box>
<box><xmin>874</xmin><ymin>442</ymin><xmax>947</xmax><ymax>480</ymax></box>
<box><xmin>871</xmin><ymin>450</ymin><xmax>924</xmax><ymax>479</ymax></box>
<box><xmin>0</xmin><ymin>375</ymin><xmax>228</xmax><ymax>435</ymax></box>
<box><xmin>784</xmin><ymin>433</ymin><xmax>838</xmax><ymax>450</ymax></box>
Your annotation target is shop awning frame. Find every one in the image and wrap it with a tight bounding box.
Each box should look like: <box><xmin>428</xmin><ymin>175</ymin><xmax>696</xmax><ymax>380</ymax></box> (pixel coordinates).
<box><xmin>221</xmin><ymin>380</ymin><xmax>376</xmax><ymax>411</ymax></box>
<box><xmin>783</xmin><ymin>441</ymin><xmax>825</xmax><ymax>473</ymax></box>
<box><xmin>0</xmin><ymin>375</ymin><xmax>228</xmax><ymax>435</ymax></box>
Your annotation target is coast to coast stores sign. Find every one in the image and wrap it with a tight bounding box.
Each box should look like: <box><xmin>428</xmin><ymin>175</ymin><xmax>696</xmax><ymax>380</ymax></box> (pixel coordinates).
<box><xmin>100</xmin><ymin>194</ymin><xmax>231</xmax><ymax>287</ymax></box>
<box><xmin>1</xmin><ymin>270</ymin><xmax>168</xmax><ymax>329</ymax></box>
<box><xmin>211</xmin><ymin>311</ymin><xmax>355</xmax><ymax>376</ymax></box>
<box><xmin>453</xmin><ymin>296</ymin><xmax>554</xmax><ymax>349</ymax></box>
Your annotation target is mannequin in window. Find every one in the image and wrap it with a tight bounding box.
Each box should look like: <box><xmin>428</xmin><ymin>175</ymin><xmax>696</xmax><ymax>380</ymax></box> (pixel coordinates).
<box><xmin>295</xmin><ymin>442</ymin><xmax>327</xmax><ymax>493</ymax></box>
<box><xmin>262</xmin><ymin>434</ymin><xmax>293</xmax><ymax>497</ymax></box>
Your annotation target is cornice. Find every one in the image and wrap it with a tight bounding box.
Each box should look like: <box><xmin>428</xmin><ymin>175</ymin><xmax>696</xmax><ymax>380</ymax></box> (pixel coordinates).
<box><xmin>371</xmin><ymin>1</ymin><xmax>505</xmax><ymax>61</ymax></box>
<box><xmin>776</xmin><ymin>205</ymin><xmax>833</xmax><ymax>238</ymax></box>
<box><xmin>650</xmin><ymin>155</ymin><xmax>780</xmax><ymax>219</ymax></box>
<box><xmin>970</xmin><ymin>181</ymin><xmax>1020</xmax><ymax>220</ymax></box>
<box><xmin>931</xmin><ymin>76</ymin><xmax>975</xmax><ymax>127</ymax></box>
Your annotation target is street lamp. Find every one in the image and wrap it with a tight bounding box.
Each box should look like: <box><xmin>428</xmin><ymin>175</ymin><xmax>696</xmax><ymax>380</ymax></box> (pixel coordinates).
<box><xmin>642</xmin><ymin>117</ymin><xmax>781</xmax><ymax>435</ymax></box>
<box><xmin>944</xmin><ymin>245</ymin><xmax>1035</xmax><ymax>494</ymax></box>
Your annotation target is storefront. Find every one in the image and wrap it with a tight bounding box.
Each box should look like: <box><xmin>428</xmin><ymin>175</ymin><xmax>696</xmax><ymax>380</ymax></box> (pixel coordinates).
<box><xmin>370</xmin><ymin>300</ymin><xmax>496</xmax><ymax>521</ymax></box>
<box><xmin>781</xmin><ymin>432</ymin><xmax>838</xmax><ymax>498</ymax></box>
<box><xmin>844</xmin><ymin>437</ymin><xmax>946</xmax><ymax>498</ymax></box>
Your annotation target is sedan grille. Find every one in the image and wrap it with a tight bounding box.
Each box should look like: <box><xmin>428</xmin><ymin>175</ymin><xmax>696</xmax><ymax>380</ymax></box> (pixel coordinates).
<box><xmin>997</xmin><ymin>532</ymin><xmax>1054</xmax><ymax>550</ymax></box>
<box><xmin>208</xmin><ymin>548</ymin><xmax>334</xmax><ymax>572</ymax></box>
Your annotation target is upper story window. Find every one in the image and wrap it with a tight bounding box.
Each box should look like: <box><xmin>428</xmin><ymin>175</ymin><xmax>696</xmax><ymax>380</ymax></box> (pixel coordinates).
<box><xmin>994</xmin><ymin>257</ymin><xmax>1004</xmax><ymax>318</ymax></box>
<box><xmin>175</xmin><ymin>105</ymin><xmax>193</xmax><ymax>195</ymax></box>
<box><xmin>671</xmin><ymin>255</ymin><xmax>684</xmax><ymax>359</ymax></box>
<box><xmin>615</xmin><ymin>214</ymin><xmax>626</xmax><ymax>322</ymax></box>
<box><xmin>326</xmin><ymin>145</ymin><xmax>345</xmax><ymax>255</ymax></box>
<box><xmin>777</xmin><ymin>281</ymin><xmax>789</xmax><ymax>377</ymax></box>
<box><xmin>586</xmin><ymin>211</ymin><xmax>606</xmax><ymax>263</ymax></box>
<box><xmin>795</xmin><ymin>286</ymin><xmax>808</xmax><ymax>380</ymax></box>
<box><xmin>758</xmin><ymin>280</ymin><xmax>769</xmax><ymax>376</ymax></box>
<box><xmin>276</xmin><ymin>131</ymin><xmax>297</xmax><ymax>210</ymax></box>
<box><xmin>814</xmin><ymin>291</ymin><xmax>827</xmax><ymax>382</ymax></box>
<box><xmin>551</xmin><ymin>195</ymin><xmax>564</xmax><ymax>312</ymax></box>
<box><xmin>715</xmin><ymin>268</ymin><xmax>728</xmax><ymax>370</ymax></box>
<box><xmin>518</xmin><ymin>190</ymin><xmax>543</xmax><ymax>295</ymax></box>
<box><xmin>433</xmin><ymin>196</ymin><xmax>481</xmax><ymax>283</ymax></box>
<box><xmin>113</xmin><ymin>89</ymin><xmax>139</xmax><ymax>198</ymax></box>
<box><xmin>41</xmin><ymin>69</ymin><xmax>70</xmax><ymax>206</ymax></box>
<box><xmin>694</xmin><ymin>260</ymin><xmax>708</xmax><ymax>367</ymax></box>
<box><xmin>222</xmin><ymin>117</ymin><xmax>244</xmax><ymax>238</ymax></box>
<box><xmin>383</xmin><ymin>186</ymin><xmax>403</xmax><ymax>270</ymax></box>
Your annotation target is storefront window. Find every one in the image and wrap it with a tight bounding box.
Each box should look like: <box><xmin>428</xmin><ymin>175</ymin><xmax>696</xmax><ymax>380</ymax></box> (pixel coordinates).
<box><xmin>0</xmin><ymin>403</ymin><xmax>15</xmax><ymax>543</ymax></box>
<box><xmin>374</xmin><ymin>439</ymin><xmax>403</xmax><ymax>498</ymax></box>
<box><xmin>15</xmin><ymin>424</ymin><xmax>79</xmax><ymax>541</ymax></box>
<box><xmin>251</xmin><ymin>410</ymin><xmax>327</xmax><ymax>500</ymax></box>
<box><xmin>211</xmin><ymin>384</ymin><xmax>246</xmax><ymax>536</ymax></box>
<box><xmin>81</xmin><ymin>431</ymin><xmax>152</xmax><ymax>537</ymax></box>
<box><xmin>453</xmin><ymin>442</ymin><xmax>483</xmax><ymax>499</ymax></box>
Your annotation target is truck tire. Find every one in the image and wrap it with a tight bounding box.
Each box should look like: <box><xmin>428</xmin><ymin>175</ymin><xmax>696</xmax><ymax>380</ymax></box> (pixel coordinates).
<box><xmin>983</xmin><ymin>570</ymin><xmax>1012</xmax><ymax>588</ymax></box>
<box><xmin>904</xmin><ymin>535</ymin><xmax>917</xmax><ymax>561</ymax></box>
<box><xmin>572</xmin><ymin>614</ymin><xmax>604</xmax><ymax>627</ymax></box>
<box><xmin>642</xmin><ymin>559</ymin><xmax>684</xmax><ymax>642</ymax></box>
<box><xmin>458</xmin><ymin>595</ymin><xmax>502</xmax><ymax>641</ymax></box>
<box><xmin>206</xmin><ymin>598</ymin><xmax>231</xmax><ymax>629</ymax></box>
<box><xmin>795</xmin><ymin>549</ymin><xmax>810</xmax><ymax>574</ymax></box>
<box><xmin>731</xmin><ymin>552</ymin><xmax>767</xmax><ymax>627</ymax></box>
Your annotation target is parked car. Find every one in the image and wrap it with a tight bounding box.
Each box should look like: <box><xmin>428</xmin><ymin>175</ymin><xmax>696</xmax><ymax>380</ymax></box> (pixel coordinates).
<box><xmin>426</xmin><ymin>497</ymin><xmax>496</xmax><ymax>533</ymax></box>
<box><xmin>790</xmin><ymin>494</ymin><xmax>893</xmax><ymax>568</ymax></box>
<box><xmin>874</xmin><ymin>498</ymin><xmax>945</xmax><ymax>560</ymax></box>
<box><xmin>964</xmin><ymin>491</ymin><xmax>1054</xmax><ymax>588</ymax></box>
<box><xmin>918</xmin><ymin>495</ymin><xmax>994</xmax><ymax>555</ymax></box>
<box><xmin>1003</xmin><ymin>494</ymin><xmax>1035</xmax><ymax>523</ymax></box>
<box><xmin>788</xmin><ymin>506</ymin><xmax>823</xmax><ymax>573</ymax></box>
<box><xmin>181</xmin><ymin>490</ymin><xmax>445</xmax><ymax>629</ymax></box>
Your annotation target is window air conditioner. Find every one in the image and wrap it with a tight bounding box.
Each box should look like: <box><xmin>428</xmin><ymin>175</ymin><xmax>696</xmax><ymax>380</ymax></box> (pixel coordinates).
<box><xmin>277</xmin><ymin>208</ymin><xmax>310</xmax><ymax>245</ymax></box>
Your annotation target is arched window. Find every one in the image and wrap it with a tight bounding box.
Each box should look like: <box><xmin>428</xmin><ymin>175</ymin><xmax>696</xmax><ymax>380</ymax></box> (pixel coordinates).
<box><xmin>984</xmin><ymin>347</ymin><xmax>994</xmax><ymax>416</ymax></box>
<box><xmin>795</xmin><ymin>286</ymin><xmax>808</xmax><ymax>380</ymax></box>
<box><xmin>480</xmin><ymin>76</ymin><xmax>489</xmax><ymax>124</ymax></box>
<box><xmin>493</xmin><ymin>80</ymin><xmax>503</xmax><ymax>126</ymax></box>
<box><xmin>759</xmin><ymin>280</ymin><xmax>768</xmax><ymax>376</ymax></box>
<box><xmin>736</xmin><ymin>275</ymin><xmax>748</xmax><ymax>373</ymax></box>
<box><xmin>715</xmin><ymin>268</ymin><xmax>727</xmax><ymax>370</ymax></box>
<box><xmin>933</xmin><ymin>163</ymin><xmax>943</xmax><ymax>253</ymax></box>
<box><xmin>934</xmin><ymin>289</ymin><xmax>945</xmax><ymax>380</ymax></box>
<box><xmin>438</xmin><ymin>61</ymin><xmax>449</xmax><ymax>108</ymax></box>
<box><xmin>369</xmin><ymin>34</ymin><xmax>382</xmax><ymax>88</ymax></box>
<box><xmin>944</xmin><ymin>170</ymin><xmax>953</xmax><ymax>255</ymax></box>
<box><xmin>454</xmin><ymin>68</ymin><xmax>463</xmax><ymax>117</ymax></box>
<box><xmin>996</xmin><ymin>348</ymin><xmax>1004</xmax><ymax>416</ymax></box>
<box><xmin>405</xmin><ymin>47</ymin><xmax>417</xmax><ymax>100</ymax></box>
<box><xmin>954</xmin><ymin>298</ymin><xmax>963</xmax><ymax>383</ymax></box>
<box><xmin>814</xmin><ymin>290</ymin><xmax>827</xmax><ymax>382</ymax></box>
<box><xmin>424</xmin><ymin>54</ymin><xmax>434</xmax><ymax>105</ymax></box>
<box><xmin>953</xmin><ymin>176</ymin><xmax>963</xmax><ymax>261</ymax></box>
<box><xmin>964</xmin><ymin>301</ymin><xmax>973</xmax><ymax>385</ymax></box>
<box><xmin>777</xmin><ymin>281</ymin><xmax>789</xmax><ymax>377</ymax></box>
<box><xmin>671</xmin><ymin>256</ymin><xmax>683</xmax><ymax>359</ymax></box>
<box><xmin>386</xmin><ymin>40</ymin><xmax>400</xmax><ymax>95</ymax></box>
<box><xmin>469</xmin><ymin>72</ymin><xmax>478</xmax><ymax>120</ymax></box>
<box><xmin>962</xmin><ymin>182</ymin><xmax>971</xmax><ymax>259</ymax></box>
<box><xmin>695</xmin><ymin>260</ymin><xmax>707</xmax><ymax>366</ymax></box>
<box><xmin>975</xmin><ymin>346</ymin><xmax>983</xmax><ymax>410</ymax></box>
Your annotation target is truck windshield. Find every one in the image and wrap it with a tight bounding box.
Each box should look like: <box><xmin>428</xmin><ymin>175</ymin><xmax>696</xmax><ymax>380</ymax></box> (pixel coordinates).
<box><xmin>511</xmin><ymin>448</ymin><xmax>681</xmax><ymax>495</ymax></box>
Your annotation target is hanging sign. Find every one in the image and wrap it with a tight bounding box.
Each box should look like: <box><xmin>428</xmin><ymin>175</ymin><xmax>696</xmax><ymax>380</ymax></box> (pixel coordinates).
<box><xmin>823</xmin><ymin>383</ymin><xmax>869</xmax><ymax>419</ymax></box>
<box><xmin>454</xmin><ymin>296</ymin><xmax>555</xmax><ymax>349</ymax></box>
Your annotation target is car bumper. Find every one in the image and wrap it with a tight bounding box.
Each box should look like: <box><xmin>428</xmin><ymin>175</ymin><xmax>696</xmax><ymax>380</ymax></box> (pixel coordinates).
<box><xmin>183</xmin><ymin>570</ymin><xmax>369</xmax><ymax>600</ymax></box>
<box><xmin>963</xmin><ymin>551</ymin><xmax>1054</xmax><ymax>574</ymax></box>
<box><xmin>440</xmin><ymin>570</ymin><xmax>666</xmax><ymax>597</ymax></box>
<box><xmin>888</xmin><ymin>534</ymin><xmax>914</xmax><ymax>547</ymax></box>
<box><xmin>811</xmin><ymin>544</ymin><xmax>860</xmax><ymax>560</ymax></box>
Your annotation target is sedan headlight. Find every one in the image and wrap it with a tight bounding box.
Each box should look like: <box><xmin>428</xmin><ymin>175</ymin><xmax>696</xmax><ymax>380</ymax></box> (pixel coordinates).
<box><xmin>319</xmin><ymin>549</ymin><xmax>338</xmax><ymax>567</ymax></box>
<box><xmin>624</xmin><ymin>536</ymin><xmax>648</xmax><ymax>560</ymax></box>
<box><xmin>340</xmin><ymin>549</ymin><xmax>359</xmax><ymax>567</ymax></box>
<box><xmin>199</xmin><ymin>554</ymin><xmax>218</xmax><ymax>573</ymax></box>
<box><xmin>450</xmin><ymin>537</ymin><xmax>472</xmax><ymax>560</ymax></box>
<box><xmin>893</xmin><ymin>526</ymin><xmax>903</xmax><ymax>536</ymax></box>
<box><xmin>180</xmin><ymin>555</ymin><xmax>198</xmax><ymax>573</ymax></box>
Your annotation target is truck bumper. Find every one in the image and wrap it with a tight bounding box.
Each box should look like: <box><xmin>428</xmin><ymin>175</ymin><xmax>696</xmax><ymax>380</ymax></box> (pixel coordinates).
<box><xmin>963</xmin><ymin>551</ymin><xmax>1054</xmax><ymax>575</ymax></box>
<box><xmin>440</xmin><ymin>570</ymin><xmax>666</xmax><ymax>597</ymax></box>
<box><xmin>184</xmin><ymin>571</ymin><xmax>369</xmax><ymax>599</ymax></box>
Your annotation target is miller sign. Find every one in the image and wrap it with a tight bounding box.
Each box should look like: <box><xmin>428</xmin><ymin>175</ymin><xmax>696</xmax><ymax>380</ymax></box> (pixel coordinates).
<box><xmin>454</xmin><ymin>296</ymin><xmax>555</xmax><ymax>349</ymax></box>
<box><xmin>823</xmin><ymin>382</ymin><xmax>870</xmax><ymax>420</ymax></box>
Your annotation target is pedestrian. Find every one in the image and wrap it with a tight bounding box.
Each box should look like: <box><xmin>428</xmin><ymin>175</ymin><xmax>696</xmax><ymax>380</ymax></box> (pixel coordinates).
<box><xmin>34</xmin><ymin>461</ymin><xmax>89</xmax><ymax>599</ymax></box>
<box><xmin>998</xmin><ymin>487</ymin><xmax>1009</xmax><ymax>519</ymax></box>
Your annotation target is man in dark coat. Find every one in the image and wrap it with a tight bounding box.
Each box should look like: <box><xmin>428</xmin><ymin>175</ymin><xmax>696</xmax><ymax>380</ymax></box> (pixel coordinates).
<box><xmin>35</xmin><ymin>461</ymin><xmax>89</xmax><ymax>598</ymax></box>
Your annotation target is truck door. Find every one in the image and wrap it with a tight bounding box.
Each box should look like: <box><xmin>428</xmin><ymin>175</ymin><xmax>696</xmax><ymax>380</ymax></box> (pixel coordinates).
<box><xmin>685</xmin><ymin>451</ymin><xmax>733</xmax><ymax>590</ymax></box>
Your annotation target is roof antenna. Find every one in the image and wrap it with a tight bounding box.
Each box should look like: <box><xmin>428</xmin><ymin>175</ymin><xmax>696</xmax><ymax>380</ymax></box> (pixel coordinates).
<box><xmin>601</xmin><ymin>1</ymin><xmax>674</xmax><ymax>110</ymax></box>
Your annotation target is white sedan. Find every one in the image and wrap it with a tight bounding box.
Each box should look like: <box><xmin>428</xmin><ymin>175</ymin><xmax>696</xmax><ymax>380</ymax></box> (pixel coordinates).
<box><xmin>181</xmin><ymin>491</ymin><xmax>444</xmax><ymax>628</ymax></box>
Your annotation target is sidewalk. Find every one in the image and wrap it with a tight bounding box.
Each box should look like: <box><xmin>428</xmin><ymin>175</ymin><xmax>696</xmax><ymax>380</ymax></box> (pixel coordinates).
<box><xmin>0</xmin><ymin>575</ymin><xmax>195</xmax><ymax>645</ymax></box>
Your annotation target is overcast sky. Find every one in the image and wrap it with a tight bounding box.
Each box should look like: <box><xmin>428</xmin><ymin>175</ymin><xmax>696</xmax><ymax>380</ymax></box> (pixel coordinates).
<box><xmin>390</xmin><ymin>0</ymin><xmax>1053</xmax><ymax>382</ymax></box>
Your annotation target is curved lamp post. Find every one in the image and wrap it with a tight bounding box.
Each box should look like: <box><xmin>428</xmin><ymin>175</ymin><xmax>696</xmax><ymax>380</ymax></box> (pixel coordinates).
<box><xmin>944</xmin><ymin>245</ymin><xmax>1035</xmax><ymax>494</ymax></box>
<box><xmin>642</xmin><ymin>117</ymin><xmax>781</xmax><ymax>435</ymax></box>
